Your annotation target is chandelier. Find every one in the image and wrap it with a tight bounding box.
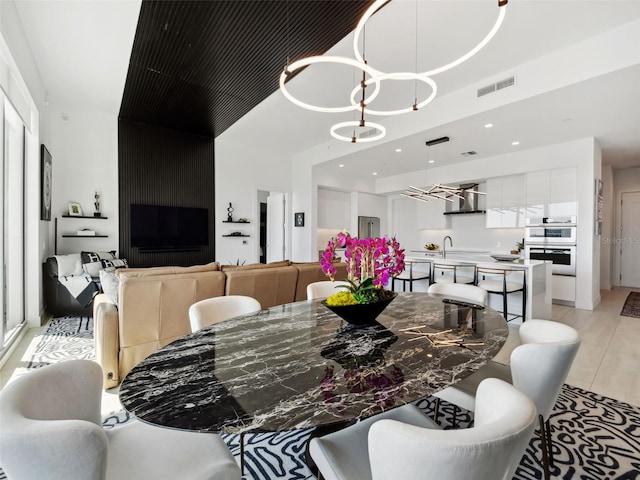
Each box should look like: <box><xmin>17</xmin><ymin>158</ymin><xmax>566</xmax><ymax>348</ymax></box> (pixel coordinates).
<box><xmin>279</xmin><ymin>0</ymin><xmax>508</xmax><ymax>143</ymax></box>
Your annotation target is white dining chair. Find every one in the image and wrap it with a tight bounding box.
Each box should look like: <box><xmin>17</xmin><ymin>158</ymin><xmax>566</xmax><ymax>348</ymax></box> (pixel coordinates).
<box><xmin>431</xmin><ymin>319</ymin><xmax>580</xmax><ymax>480</ymax></box>
<box><xmin>310</xmin><ymin>378</ymin><xmax>537</xmax><ymax>480</ymax></box>
<box><xmin>189</xmin><ymin>295</ymin><xmax>261</xmax><ymax>332</ymax></box>
<box><xmin>306</xmin><ymin>280</ymin><xmax>350</xmax><ymax>300</ymax></box>
<box><xmin>0</xmin><ymin>359</ymin><xmax>241</xmax><ymax>480</ymax></box>
<box><xmin>427</xmin><ymin>282</ymin><xmax>488</xmax><ymax>306</ymax></box>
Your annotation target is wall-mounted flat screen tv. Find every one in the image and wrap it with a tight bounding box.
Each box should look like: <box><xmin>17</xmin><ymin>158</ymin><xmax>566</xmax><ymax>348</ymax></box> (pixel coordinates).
<box><xmin>131</xmin><ymin>204</ymin><xmax>209</xmax><ymax>249</ymax></box>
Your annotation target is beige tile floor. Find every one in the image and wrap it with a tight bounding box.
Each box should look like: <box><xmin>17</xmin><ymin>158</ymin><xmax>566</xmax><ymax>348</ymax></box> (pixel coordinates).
<box><xmin>1</xmin><ymin>287</ymin><xmax>639</xmax><ymax>413</ymax></box>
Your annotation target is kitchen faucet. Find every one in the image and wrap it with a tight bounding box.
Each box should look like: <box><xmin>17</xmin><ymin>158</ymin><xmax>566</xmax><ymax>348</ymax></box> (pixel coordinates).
<box><xmin>443</xmin><ymin>236</ymin><xmax>453</xmax><ymax>258</ymax></box>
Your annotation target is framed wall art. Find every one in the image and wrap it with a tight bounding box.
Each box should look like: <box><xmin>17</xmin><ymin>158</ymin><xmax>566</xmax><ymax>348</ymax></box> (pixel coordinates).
<box><xmin>68</xmin><ymin>202</ymin><xmax>83</xmax><ymax>216</ymax></box>
<box><xmin>595</xmin><ymin>178</ymin><xmax>603</xmax><ymax>235</ymax></box>
<box><xmin>40</xmin><ymin>144</ymin><xmax>52</xmax><ymax>221</ymax></box>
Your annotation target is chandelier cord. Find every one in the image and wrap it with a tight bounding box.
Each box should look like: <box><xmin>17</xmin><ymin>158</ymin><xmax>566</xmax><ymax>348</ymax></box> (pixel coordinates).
<box><xmin>357</xmin><ymin>24</ymin><xmax>368</xmax><ymax>141</ymax></box>
<box><xmin>414</xmin><ymin>0</ymin><xmax>418</xmax><ymax>109</ymax></box>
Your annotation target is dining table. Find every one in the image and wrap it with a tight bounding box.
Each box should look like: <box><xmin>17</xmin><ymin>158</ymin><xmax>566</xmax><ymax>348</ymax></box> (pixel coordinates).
<box><xmin>119</xmin><ymin>292</ymin><xmax>509</xmax><ymax>435</ymax></box>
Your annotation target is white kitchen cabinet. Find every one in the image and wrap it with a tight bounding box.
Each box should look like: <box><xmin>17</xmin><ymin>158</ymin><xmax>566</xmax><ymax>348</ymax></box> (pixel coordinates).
<box><xmin>526</xmin><ymin>168</ymin><xmax>577</xmax><ymax>219</ymax></box>
<box><xmin>416</xmin><ymin>197</ymin><xmax>449</xmax><ymax>229</ymax></box>
<box><xmin>486</xmin><ymin>174</ymin><xmax>526</xmax><ymax>228</ymax></box>
<box><xmin>552</xmin><ymin>274</ymin><xmax>576</xmax><ymax>302</ymax></box>
<box><xmin>549</xmin><ymin>168</ymin><xmax>578</xmax><ymax>217</ymax></box>
<box><xmin>486</xmin><ymin>177</ymin><xmax>503</xmax><ymax>228</ymax></box>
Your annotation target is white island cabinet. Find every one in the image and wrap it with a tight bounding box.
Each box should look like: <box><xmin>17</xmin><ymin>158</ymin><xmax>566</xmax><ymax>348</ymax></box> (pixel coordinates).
<box><xmin>402</xmin><ymin>253</ymin><xmax>552</xmax><ymax>322</ymax></box>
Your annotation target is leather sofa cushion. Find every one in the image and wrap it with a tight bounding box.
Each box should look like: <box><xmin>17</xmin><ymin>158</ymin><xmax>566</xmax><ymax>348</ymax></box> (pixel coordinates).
<box><xmin>224</xmin><ymin>266</ymin><xmax>297</xmax><ymax>308</ymax></box>
<box><xmin>118</xmin><ymin>262</ymin><xmax>220</xmax><ymax>278</ymax></box>
<box><xmin>221</xmin><ymin>260</ymin><xmax>291</xmax><ymax>272</ymax></box>
<box><xmin>118</xmin><ymin>271</ymin><xmax>226</xmax><ymax>349</ymax></box>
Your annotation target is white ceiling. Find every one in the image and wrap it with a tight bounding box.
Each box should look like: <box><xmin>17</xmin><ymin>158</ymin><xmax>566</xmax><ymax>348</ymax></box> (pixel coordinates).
<box><xmin>13</xmin><ymin>0</ymin><xmax>640</xmax><ymax>185</ymax></box>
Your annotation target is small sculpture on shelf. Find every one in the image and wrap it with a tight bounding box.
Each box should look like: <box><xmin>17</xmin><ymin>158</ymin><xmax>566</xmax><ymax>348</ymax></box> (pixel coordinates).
<box><xmin>227</xmin><ymin>202</ymin><xmax>234</xmax><ymax>222</ymax></box>
<box><xmin>94</xmin><ymin>191</ymin><xmax>101</xmax><ymax>217</ymax></box>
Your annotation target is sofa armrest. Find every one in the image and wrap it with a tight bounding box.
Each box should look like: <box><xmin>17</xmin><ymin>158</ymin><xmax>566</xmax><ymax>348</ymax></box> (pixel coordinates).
<box><xmin>93</xmin><ymin>293</ymin><xmax>120</xmax><ymax>389</ymax></box>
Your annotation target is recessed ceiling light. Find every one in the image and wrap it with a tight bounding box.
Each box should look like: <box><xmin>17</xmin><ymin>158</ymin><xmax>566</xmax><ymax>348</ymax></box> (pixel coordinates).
<box><xmin>428</xmin><ymin>160</ymin><xmax>435</xmax><ymax>164</ymax></box>
<box><xmin>512</xmin><ymin>141</ymin><xmax>520</xmax><ymax>146</ymax></box>
<box><xmin>484</xmin><ymin>123</ymin><xmax>493</xmax><ymax>128</ymax></box>
<box><xmin>339</xmin><ymin>164</ymin><xmax>344</xmax><ymax>168</ymax></box>
<box><xmin>395</xmin><ymin>148</ymin><xmax>402</xmax><ymax>153</ymax></box>
<box><xmin>372</xmin><ymin>172</ymin><xmax>378</xmax><ymax>176</ymax></box>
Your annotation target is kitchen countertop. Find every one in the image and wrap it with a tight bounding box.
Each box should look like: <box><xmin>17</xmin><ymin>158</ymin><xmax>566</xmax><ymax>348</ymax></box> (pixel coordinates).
<box><xmin>406</xmin><ymin>252</ymin><xmax>548</xmax><ymax>269</ymax></box>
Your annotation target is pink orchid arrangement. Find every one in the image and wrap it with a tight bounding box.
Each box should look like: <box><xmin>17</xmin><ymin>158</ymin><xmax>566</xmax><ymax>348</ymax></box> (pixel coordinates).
<box><xmin>321</xmin><ymin>233</ymin><xmax>405</xmax><ymax>304</ymax></box>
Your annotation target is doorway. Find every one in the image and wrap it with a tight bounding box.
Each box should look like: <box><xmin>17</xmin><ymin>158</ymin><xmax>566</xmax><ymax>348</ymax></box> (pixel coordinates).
<box><xmin>257</xmin><ymin>190</ymin><xmax>287</xmax><ymax>263</ymax></box>
<box><xmin>620</xmin><ymin>191</ymin><xmax>640</xmax><ymax>287</ymax></box>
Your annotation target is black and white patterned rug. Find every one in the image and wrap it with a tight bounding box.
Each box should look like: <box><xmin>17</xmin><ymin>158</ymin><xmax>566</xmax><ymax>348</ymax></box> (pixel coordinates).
<box><xmin>621</xmin><ymin>292</ymin><xmax>640</xmax><ymax>318</ymax></box>
<box><xmin>2</xmin><ymin>316</ymin><xmax>639</xmax><ymax>480</ymax></box>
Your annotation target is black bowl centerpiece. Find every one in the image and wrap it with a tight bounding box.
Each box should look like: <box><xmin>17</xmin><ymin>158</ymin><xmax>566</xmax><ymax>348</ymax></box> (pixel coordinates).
<box><xmin>322</xmin><ymin>290</ymin><xmax>397</xmax><ymax>325</ymax></box>
<box><xmin>320</xmin><ymin>233</ymin><xmax>405</xmax><ymax>326</ymax></box>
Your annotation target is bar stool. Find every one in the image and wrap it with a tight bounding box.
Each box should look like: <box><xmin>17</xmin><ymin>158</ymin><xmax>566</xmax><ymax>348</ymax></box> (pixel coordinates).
<box><xmin>431</xmin><ymin>262</ymin><xmax>475</xmax><ymax>285</ymax></box>
<box><xmin>392</xmin><ymin>259</ymin><xmax>431</xmax><ymax>292</ymax></box>
<box><xmin>475</xmin><ymin>265</ymin><xmax>526</xmax><ymax>322</ymax></box>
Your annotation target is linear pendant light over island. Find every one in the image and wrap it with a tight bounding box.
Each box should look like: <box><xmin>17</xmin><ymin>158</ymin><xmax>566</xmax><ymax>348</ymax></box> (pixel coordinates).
<box><xmin>402</xmin><ymin>137</ymin><xmax>487</xmax><ymax>205</ymax></box>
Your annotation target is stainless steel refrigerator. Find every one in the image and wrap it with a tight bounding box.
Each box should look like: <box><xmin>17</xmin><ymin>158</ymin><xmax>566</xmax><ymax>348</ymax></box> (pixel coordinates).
<box><xmin>358</xmin><ymin>216</ymin><xmax>380</xmax><ymax>238</ymax></box>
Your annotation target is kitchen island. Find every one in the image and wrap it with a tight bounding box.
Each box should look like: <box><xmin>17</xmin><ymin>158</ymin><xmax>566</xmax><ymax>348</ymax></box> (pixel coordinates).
<box><xmin>401</xmin><ymin>250</ymin><xmax>552</xmax><ymax>322</ymax></box>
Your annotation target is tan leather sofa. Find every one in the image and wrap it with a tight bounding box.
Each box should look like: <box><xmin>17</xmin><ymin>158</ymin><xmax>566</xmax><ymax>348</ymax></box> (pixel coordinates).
<box><xmin>94</xmin><ymin>260</ymin><xmax>346</xmax><ymax>389</ymax></box>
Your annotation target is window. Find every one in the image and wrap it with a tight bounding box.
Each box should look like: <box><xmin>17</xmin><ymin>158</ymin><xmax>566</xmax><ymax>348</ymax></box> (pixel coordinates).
<box><xmin>1</xmin><ymin>96</ymin><xmax>26</xmax><ymax>350</ymax></box>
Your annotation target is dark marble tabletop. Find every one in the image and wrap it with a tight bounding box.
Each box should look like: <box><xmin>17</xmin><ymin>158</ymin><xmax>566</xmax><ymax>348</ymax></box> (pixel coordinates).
<box><xmin>119</xmin><ymin>292</ymin><xmax>508</xmax><ymax>434</ymax></box>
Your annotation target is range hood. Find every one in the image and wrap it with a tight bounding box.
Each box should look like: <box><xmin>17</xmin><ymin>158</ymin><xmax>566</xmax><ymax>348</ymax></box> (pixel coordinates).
<box><xmin>443</xmin><ymin>183</ymin><xmax>486</xmax><ymax>215</ymax></box>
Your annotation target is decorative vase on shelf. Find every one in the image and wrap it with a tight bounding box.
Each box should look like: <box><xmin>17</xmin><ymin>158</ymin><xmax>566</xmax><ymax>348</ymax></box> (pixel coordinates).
<box><xmin>94</xmin><ymin>191</ymin><xmax>101</xmax><ymax>217</ymax></box>
<box><xmin>227</xmin><ymin>202</ymin><xmax>234</xmax><ymax>222</ymax></box>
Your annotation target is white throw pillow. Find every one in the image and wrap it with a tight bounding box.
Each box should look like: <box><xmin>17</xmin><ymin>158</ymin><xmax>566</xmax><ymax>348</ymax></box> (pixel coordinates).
<box><xmin>99</xmin><ymin>269</ymin><xmax>119</xmax><ymax>306</ymax></box>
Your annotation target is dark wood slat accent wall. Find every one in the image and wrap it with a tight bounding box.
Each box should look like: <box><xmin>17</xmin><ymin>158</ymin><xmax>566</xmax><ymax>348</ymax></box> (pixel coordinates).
<box><xmin>119</xmin><ymin>0</ymin><xmax>375</xmax><ymax>138</ymax></box>
<box><xmin>118</xmin><ymin>119</ymin><xmax>215</xmax><ymax>267</ymax></box>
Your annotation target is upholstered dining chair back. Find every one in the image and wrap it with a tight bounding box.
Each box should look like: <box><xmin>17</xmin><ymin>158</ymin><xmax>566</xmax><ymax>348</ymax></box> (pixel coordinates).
<box><xmin>511</xmin><ymin>319</ymin><xmax>581</xmax><ymax>421</ymax></box>
<box><xmin>0</xmin><ymin>359</ymin><xmax>106</xmax><ymax>480</ymax></box>
<box><xmin>306</xmin><ymin>280</ymin><xmax>350</xmax><ymax>300</ymax></box>
<box><xmin>0</xmin><ymin>360</ymin><xmax>241</xmax><ymax>480</ymax></box>
<box><xmin>428</xmin><ymin>282</ymin><xmax>488</xmax><ymax>306</ymax></box>
<box><xmin>189</xmin><ymin>295</ymin><xmax>262</xmax><ymax>332</ymax></box>
<box><xmin>368</xmin><ymin>378</ymin><xmax>536</xmax><ymax>480</ymax></box>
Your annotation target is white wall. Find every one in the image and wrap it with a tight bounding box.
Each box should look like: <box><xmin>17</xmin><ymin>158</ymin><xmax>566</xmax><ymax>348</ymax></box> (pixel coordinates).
<box><xmin>215</xmin><ymin>138</ymin><xmax>291</xmax><ymax>264</ymax></box>
<box><xmin>600</xmin><ymin>164</ymin><xmax>614</xmax><ymax>290</ymax></box>
<box><xmin>48</xmin><ymin>104</ymin><xmax>119</xmax><ymax>256</ymax></box>
<box><xmin>389</xmin><ymin>196</ymin><xmax>416</xmax><ymax>247</ymax></box>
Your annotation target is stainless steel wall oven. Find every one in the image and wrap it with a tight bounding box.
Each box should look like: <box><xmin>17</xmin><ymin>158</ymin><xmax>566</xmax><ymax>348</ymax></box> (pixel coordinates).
<box><xmin>525</xmin><ymin>216</ymin><xmax>577</xmax><ymax>244</ymax></box>
<box><xmin>525</xmin><ymin>216</ymin><xmax>577</xmax><ymax>276</ymax></box>
<box><xmin>525</xmin><ymin>245</ymin><xmax>576</xmax><ymax>276</ymax></box>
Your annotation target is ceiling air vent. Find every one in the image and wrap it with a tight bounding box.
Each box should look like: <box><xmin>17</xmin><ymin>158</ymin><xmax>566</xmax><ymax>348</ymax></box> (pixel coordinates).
<box><xmin>461</xmin><ymin>151</ymin><xmax>477</xmax><ymax>156</ymax></box>
<box><xmin>477</xmin><ymin>75</ymin><xmax>515</xmax><ymax>98</ymax></box>
<box><xmin>359</xmin><ymin>128</ymin><xmax>378</xmax><ymax>139</ymax></box>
